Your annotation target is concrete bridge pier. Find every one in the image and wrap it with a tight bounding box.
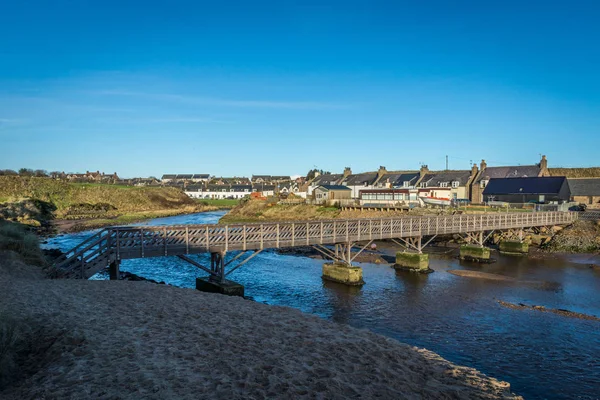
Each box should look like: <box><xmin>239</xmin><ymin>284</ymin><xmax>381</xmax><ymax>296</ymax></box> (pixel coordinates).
<box><xmin>394</xmin><ymin>252</ymin><xmax>430</xmax><ymax>273</ymax></box>
<box><xmin>320</xmin><ymin>243</ymin><xmax>365</xmax><ymax>286</ymax></box>
<box><xmin>499</xmin><ymin>241</ymin><xmax>529</xmax><ymax>255</ymax></box>
<box><xmin>195</xmin><ymin>252</ymin><xmax>245</xmax><ymax>297</ymax></box>
<box><xmin>459</xmin><ymin>245</ymin><xmax>492</xmax><ymax>263</ymax></box>
<box><xmin>390</xmin><ymin>236</ymin><xmax>434</xmax><ymax>273</ymax></box>
<box><xmin>322</xmin><ymin>262</ymin><xmax>364</xmax><ymax>285</ymax></box>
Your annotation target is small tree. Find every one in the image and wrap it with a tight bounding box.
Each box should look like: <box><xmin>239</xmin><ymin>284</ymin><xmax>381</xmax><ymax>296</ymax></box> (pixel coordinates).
<box><xmin>34</xmin><ymin>169</ymin><xmax>48</xmax><ymax>177</ymax></box>
<box><xmin>18</xmin><ymin>168</ymin><xmax>34</xmax><ymax>176</ymax></box>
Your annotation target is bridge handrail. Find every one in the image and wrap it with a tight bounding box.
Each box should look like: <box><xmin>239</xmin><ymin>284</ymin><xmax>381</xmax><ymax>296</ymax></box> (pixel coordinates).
<box><xmin>108</xmin><ymin>211</ymin><xmax>578</xmax><ymax>231</ymax></box>
<box><xmin>54</xmin><ymin>229</ymin><xmax>110</xmax><ymax>269</ymax></box>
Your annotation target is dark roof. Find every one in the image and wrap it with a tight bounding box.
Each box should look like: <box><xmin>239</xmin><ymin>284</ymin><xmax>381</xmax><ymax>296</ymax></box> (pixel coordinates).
<box><xmin>483</xmin><ymin>177</ymin><xmax>567</xmax><ymax>195</ymax></box>
<box><xmin>185</xmin><ymin>185</ymin><xmax>204</xmax><ymax>192</ymax></box>
<box><xmin>476</xmin><ymin>165</ymin><xmax>540</xmax><ymax>183</ymax></box>
<box><xmin>254</xmin><ymin>184</ymin><xmax>276</xmax><ymax>191</ymax></box>
<box><xmin>378</xmin><ymin>172</ymin><xmax>419</xmax><ymax>186</ymax></box>
<box><xmin>312</xmin><ymin>174</ymin><xmax>343</xmax><ymax>186</ymax></box>
<box><xmin>192</xmin><ymin>174</ymin><xmax>210</xmax><ymax>179</ymax></box>
<box><xmin>161</xmin><ymin>174</ymin><xmax>176</xmax><ymax>179</ymax></box>
<box><xmin>231</xmin><ymin>185</ymin><xmax>252</xmax><ymax>191</ymax></box>
<box><xmin>317</xmin><ymin>185</ymin><xmax>351</xmax><ymax>191</ymax></box>
<box><xmin>421</xmin><ymin>171</ymin><xmax>472</xmax><ymax>186</ymax></box>
<box><xmin>271</xmin><ymin>175</ymin><xmax>291</xmax><ymax>181</ymax></box>
<box><xmin>568</xmin><ymin>178</ymin><xmax>600</xmax><ymax>196</ymax></box>
<box><xmin>342</xmin><ymin>172</ymin><xmax>379</xmax><ymax>186</ymax></box>
<box><xmin>176</xmin><ymin>174</ymin><xmax>193</xmax><ymax>179</ymax></box>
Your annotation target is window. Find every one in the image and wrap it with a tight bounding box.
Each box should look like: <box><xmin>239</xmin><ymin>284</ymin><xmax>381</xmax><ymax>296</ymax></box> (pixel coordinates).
<box><xmin>420</xmin><ymin>182</ymin><xmax>428</xmax><ymax>188</ymax></box>
<box><xmin>403</xmin><ymin>181</ymin><xmax>409</xmax><ymax>188</ymax></box>
<box><xmin>452</xmin><ymin>181</ymin><xmax>459</xmax><ymax>188</ymax></box>
<box><xmin>480</xmin><ymin>180</ymin><xmax>488</xmax><ymax>188</ymax></box>
<box><xmin>440</xmin><ymin>182</ymin><xmax>448</xmax><ymax>188</ymax></box>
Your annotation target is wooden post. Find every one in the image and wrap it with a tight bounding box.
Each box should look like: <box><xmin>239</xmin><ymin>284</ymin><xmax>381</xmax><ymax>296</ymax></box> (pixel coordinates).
<box><xmin>109</xmin><ymin>260</ymin><xmax>120</xmax><ymax>280</ymax></box>
<box><xmin>243</xmin><ymin>225</ymin><xmax>247</xmax><ymax>250</ymax></box>
<box><xmin>205</xmin><ymin>226</ymin><xmax>210</xmax><ymax>251</ymax></box>
<box><xmin>163</xmin><ymin>227</ymin><xmax>168</xmax><ymax>256</ymax></box>
<box><xmin>140</xmin><ymin>228</ymin><xmax>144</xmax><ymax>258</ymax></box>
<box><xmin>306</xmin><ymin>222</ymin><xmax>309</xmax><ymax>245</ymax></box>
<box><xmin>320</xmin><ymin>221</ymin><xmax>324</xmax><ymax>244</ymax></box>
<box><xmin>185</xmin><ymin>227</ymin><xmax>189</xmax><ymax>254</ymax></box>
<box><xmin>346</xmin><ymin>220</ymin><xmax>349</xmax><ymax>242</ymax></box>
<box><xmin>291</xmin><ymin>223</ymin><xmax>295</xmax><ymax>247</ymax></box>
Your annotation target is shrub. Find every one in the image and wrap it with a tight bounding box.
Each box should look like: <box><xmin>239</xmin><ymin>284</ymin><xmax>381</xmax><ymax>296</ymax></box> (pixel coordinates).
<box><xmin>0</xmin><ymin>221</ymin><xmax>45</xmax><ymax>265</ymax></box>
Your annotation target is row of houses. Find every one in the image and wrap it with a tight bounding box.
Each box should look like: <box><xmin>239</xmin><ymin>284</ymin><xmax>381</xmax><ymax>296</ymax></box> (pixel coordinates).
<box><xmin>179</xmin><ymin>155</ymin><xmax>600</xmax><ymax>208</ymax></box>
<box><xmin>307</xmin><ymin>156</ymin><xmax>600</xmax><ymax>208</ymax></box>
<box><xmin>185</xmin><ymin>182</ymin><xmax>306</xmax><ymax>200</ymax></box>
<box><xmin>161</xmin><ymin>174</ymin><xmax>300</xmax><ymax>185</ymax></box>
<box><xmin>50</xmin><ymin>171</ymin><xmax>120</xmax><ymax>183</ymax></box>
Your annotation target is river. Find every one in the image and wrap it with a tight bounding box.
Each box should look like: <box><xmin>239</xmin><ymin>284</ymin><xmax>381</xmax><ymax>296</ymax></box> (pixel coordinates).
<box><xmin>43</xmin><ymin>211</ymin><xmax>600</xmax><ymax>399</ymax></box>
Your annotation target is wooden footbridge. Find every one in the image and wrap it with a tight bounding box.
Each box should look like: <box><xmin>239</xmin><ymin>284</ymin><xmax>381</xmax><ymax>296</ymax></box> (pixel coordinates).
<box><xmin>53</xmin><ymin>211</ymin><xmax>577</xmax><ymax>281</ymax></box>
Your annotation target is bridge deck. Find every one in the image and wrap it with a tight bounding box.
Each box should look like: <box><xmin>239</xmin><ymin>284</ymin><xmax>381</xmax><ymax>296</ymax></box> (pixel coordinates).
<box><xmin>55</xmin><ymin>212</ymin><xmax>577</xmax><ymax>277</ymax></box>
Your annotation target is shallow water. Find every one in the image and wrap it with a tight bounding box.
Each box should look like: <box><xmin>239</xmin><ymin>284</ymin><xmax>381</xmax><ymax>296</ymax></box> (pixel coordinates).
<box><xmin>44</xmin><ymin>212</ymin><xmax>600</xmax><ymax>399</ymax></box>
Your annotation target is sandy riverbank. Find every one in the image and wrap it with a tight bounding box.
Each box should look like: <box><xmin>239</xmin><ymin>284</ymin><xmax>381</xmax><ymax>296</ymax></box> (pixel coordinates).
<box><xmin>0</xmin><ymin>251</ymin><xmax>520</xmax><ymax>399</ymax></box>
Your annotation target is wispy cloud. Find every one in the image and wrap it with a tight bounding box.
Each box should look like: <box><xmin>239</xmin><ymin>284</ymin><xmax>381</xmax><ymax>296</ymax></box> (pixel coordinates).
<box><xmin>104</xmin><ymin>116</ymin><xmax>232</xmax><ymax>124</ymax></box>
<box><xmin>91</xmin><ymin>90</ymin><xmax>349</xmax><ymax>110</ymax></box>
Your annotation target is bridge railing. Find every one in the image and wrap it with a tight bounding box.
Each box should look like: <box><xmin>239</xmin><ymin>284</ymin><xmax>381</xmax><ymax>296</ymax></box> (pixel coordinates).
<box><xmin>105</xmin><ymin>211</ymin><xmax>578</xmax><ymax>260</ymax></box>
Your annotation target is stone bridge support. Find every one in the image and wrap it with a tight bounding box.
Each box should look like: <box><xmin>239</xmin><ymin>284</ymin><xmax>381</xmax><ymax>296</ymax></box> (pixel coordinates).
<box><xmin>317</xmin><ymin>242</ymin><xmax>366</xmax><ymax>286</ymax></box>
<box><xmin>458</xmin><ymin>231</ymin><xmax>493</xmax><ymax>263</ymax></box>
<box><xmin>390</xmin><ymin>236</ymin><xmax>436</xmax><ymax>273</ymax></box>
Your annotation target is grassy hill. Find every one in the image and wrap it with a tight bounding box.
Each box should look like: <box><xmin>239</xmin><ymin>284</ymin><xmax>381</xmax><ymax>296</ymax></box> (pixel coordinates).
<box><xmin>0</xmin><ymin>177</ymin><xmax>212</xmax><ymax>231</ymax></box>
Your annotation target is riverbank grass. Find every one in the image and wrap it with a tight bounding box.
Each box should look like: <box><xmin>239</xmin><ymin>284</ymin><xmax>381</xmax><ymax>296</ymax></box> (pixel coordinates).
<box><xmin>0</xmin><ymin>221</ymin><xmax>44</xmax><ymax>266</ymax></box>
<box><xmin>195</xmin><ymin>199</ymin><xmax>240</xmax><ymax>208</ymax></box>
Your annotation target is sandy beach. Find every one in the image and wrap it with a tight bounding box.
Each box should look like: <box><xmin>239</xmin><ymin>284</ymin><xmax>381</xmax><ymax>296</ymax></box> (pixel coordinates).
<box><xmin>0</xmin><ymin>251</ymin><xmax>520</xmax><ymax>399</ymax></box>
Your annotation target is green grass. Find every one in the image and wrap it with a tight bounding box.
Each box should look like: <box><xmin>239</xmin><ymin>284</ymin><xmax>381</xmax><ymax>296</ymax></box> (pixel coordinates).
<box><xmin>0</xmin><ymin>197</ymin><xmax>8</xmax><ymax>204</ymax></box>
<box><xmin>0</xmin><ymin>176</ymin><xmax>197</xmax><ymax>217</ymax></box>
<box><xmin>195</xmin><ymin>198</ymin><xmax>240</xmax><ymax>208</ymax></box>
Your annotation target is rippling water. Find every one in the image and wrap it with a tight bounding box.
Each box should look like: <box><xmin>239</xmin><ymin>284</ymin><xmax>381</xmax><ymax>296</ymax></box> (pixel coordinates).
<box><xmin>44</xmin><ymin>211</ymin><xmax>600</xmax><ymax>399</ymax></box>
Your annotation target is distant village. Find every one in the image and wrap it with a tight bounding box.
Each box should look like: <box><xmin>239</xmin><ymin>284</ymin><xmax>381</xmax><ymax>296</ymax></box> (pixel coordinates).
<box><xmin>2</xmin><ymin>155</ymin><xmax>599</xmax><ymax>209</ymax></box>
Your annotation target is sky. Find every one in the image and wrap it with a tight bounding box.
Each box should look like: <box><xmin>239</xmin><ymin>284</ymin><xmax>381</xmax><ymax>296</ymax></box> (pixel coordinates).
<box><xmin>1</xmin><ymin>0</ymin><xmax>599</xmax><ymax>178</ymax></box>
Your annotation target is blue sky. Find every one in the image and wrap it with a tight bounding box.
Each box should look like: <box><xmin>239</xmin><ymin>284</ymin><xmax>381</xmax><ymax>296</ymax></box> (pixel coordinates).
<box><xmin>1</xmin><ymin>1</ymin><xmax>598</xmax><ymax>178</ymax></box>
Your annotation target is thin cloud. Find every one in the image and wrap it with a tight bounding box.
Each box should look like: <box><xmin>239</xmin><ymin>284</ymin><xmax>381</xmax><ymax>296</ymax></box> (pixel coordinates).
<box><xmin>91</xmin><ymin>90</ymin><xmax>350</xmax><ymax>110</ymax></box>
<box><xmin>105</xmin><ymin>116</ymin><xmax>232</xmax><ymax>124</ymax></box>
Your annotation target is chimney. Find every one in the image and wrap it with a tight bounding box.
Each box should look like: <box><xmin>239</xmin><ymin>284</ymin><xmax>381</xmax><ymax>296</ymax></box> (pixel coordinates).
<box><xmin>314</xmin><ymin>171</ymin><xmax>321</xmax><ymax>178</ymax></box>
<box><xmin>540</xmin><ymin>155</ymin><xmax>548</xmax><ymax>170</ymax></box>
<box><xmin>343</xmin><ymin>167</ymin><xmax>352</xmax><ymax>177</ymax></box>
<box><xmin>377</xmin><ymin>166</ymin><xmax>387</xmax><ymax>179</ymax></box>
<box><xmin>420</xmin><ymin>165</ymin><xmax>429</xmax><ymax>177</ymax></box>
<box><xmin>471</xmin><ymin>164</ymin><xmax>478</xmax><ymax>176</ymax></box>
<box><xmin>480</xmin><ymin>160</ymin><xmax>487</xmax><ymax>171</ymax></box>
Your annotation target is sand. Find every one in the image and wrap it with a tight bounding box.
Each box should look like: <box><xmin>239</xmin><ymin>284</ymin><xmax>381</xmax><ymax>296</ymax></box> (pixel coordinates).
<box><xmin>0</xmin><ymin>252</ymin><xmax>520</xmax><ymax>399</ymax></box>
